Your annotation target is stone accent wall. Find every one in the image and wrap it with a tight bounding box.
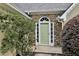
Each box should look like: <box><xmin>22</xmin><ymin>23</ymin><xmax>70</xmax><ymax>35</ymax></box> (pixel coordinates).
<box><xmin>32</xmin><ymin>14</ymin><xmax>62</xmax><ymax>47</ymax></box>
<box><xmin>54</xmin><ymin>20</ymin><xmax>62</xmax><ymax>46</ymax></box>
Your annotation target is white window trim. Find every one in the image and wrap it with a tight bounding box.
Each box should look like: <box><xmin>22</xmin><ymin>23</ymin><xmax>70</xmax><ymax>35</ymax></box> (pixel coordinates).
<box><xmin>50</xmin><ymin>22</ymin><xmax>54</xmax><ymax>46</ymax></box>
<box><xmin>35</xmin><ymin>23</ymin><xmax>38</xmax><ymax>45</ymax></box>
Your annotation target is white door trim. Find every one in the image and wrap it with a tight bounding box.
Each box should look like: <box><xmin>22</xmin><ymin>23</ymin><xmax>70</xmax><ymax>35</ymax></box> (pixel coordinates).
<box><xmin>35</xmin><ymin>16</ymin><xmax>54</xmax><ymax>46</ymax></box>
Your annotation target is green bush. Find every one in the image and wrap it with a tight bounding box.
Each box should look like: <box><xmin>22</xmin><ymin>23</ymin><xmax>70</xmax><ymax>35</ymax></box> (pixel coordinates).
<box><xmin>62</xmin><ymin>15</ymin><xmax>79</xmax><ymax>56</ymax></box>
<box><xmin>0</xmin><ymin>13</ymin><xmax>35</xmax><ymax>55</ymax></box>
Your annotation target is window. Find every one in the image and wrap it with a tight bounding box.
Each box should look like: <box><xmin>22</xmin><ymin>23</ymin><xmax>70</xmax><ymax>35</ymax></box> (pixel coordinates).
<box><xmin>37</xmin><ymin>23</ymin><xmax>39</xmax><ymax>42</ymax></box>
<box><xmin>51</xmin><ymin>23</ymin><xmax>53</xmax><ymax>43</ymax></box>
<box><xmin>40</xmin><ymin>16</ymin><xmax>49</xmax><ymax>21</ymax></box>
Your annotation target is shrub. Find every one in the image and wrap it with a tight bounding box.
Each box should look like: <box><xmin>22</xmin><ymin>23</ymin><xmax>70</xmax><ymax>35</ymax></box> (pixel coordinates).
<box><xmin>62</xmin><ymin>15</ymin><xmax>79</xmax><ymax>56</ymax></box>
<box><xmin>0</xmin><ymin>13</ymin><xmax>35</xmax><ymax>55</ymax></box>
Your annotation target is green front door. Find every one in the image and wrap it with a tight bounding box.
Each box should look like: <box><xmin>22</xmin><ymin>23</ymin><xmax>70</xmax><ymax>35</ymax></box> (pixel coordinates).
<box><xmin>40</xmin><ymin>23</ymin><xmax>49</xmax><ymax>45</ymax></box>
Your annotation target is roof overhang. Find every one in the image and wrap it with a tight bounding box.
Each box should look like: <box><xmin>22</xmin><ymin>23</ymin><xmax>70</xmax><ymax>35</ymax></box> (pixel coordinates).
<box><xmin>6</xmin><ymin>3</ymin><xmax>72</xmax><ymax>20</ymax></box>
<box><xmin>25</xmin><ymin>10</ymin><xmax>65</xmax><ymax>15</ymax></box>
<box><xmin>6</xmin><ymin>3</ymin><xmax>32</xmax><ymax>20</ymax></box>
<box><xmin>10</xmin><ymin>3</ymin><xmax>72</xmax><ymax>16</ymax></box>
<box><xmin>59</xmin><ymin>3</ymin><xmax>78</xmax><ymax>21</ymax></box>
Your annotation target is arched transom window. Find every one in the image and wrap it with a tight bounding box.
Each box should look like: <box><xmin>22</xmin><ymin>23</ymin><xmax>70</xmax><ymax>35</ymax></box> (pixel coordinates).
<box><xmin>40</xmin><ymin>16</ymin><xmax>49</xmax><ymax>21</ymax></box>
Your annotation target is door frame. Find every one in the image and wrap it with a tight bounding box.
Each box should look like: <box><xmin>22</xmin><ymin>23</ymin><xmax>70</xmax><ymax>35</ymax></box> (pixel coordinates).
<box><xmin>35</xmin><ymin>16</ymin><xmax>54</xmax><ymax>46</ymax></box>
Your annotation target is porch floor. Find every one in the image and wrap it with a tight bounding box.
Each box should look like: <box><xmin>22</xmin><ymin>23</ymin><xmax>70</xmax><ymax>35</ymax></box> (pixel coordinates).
<box><xmin>34</xmin><ymin>45</ymin><xmax>62</xmax><ymax>54</ymax></box>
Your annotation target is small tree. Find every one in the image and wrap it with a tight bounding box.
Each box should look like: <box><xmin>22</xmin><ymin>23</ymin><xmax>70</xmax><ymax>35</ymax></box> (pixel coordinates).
<box><xmin>0</xmin><ymin>13</ymin><xmax>35</xmax><ymax>55</ymax></box>
<box><xmin>62</xmin><ymin>15</ymin><xmax>79</xmax><ymax>56</ymax></box>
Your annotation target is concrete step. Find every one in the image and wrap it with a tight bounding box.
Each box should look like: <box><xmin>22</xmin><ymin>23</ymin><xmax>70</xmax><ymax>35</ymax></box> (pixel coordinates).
<box><xmin>35</xmin><ymin>53</ymin><xmax>51</xmax><ymax>56</ymax></box>
<box><xmin>34</xmin><ymin>45</ymin><xmax>62</xmax><ymax>54</ymax></box>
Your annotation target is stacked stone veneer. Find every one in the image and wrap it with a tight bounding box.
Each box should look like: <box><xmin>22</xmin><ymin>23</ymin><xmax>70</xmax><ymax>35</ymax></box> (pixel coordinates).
<box><xmin>32</xmin><ymin>14</ymin><xmax>62</xmax><ymax>46</ymax></box>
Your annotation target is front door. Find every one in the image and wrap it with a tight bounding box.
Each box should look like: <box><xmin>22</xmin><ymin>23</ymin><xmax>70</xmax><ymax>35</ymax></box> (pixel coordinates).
<box><xmin>35</xmin><ymin>16</ymin><xmax>54</xmax><ymax>46</ymax></box>
<box><xmin>40</xmin><ymin>23</ymin><xmax>49</xmax><ymax>45</ymax></box>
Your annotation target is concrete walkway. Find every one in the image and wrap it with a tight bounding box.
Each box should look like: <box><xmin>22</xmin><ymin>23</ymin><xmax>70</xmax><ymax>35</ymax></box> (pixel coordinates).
<box><xmin>34</xmin><ymin>45</ymin><xmax>62</xmax><ymax>56</ymax></box>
